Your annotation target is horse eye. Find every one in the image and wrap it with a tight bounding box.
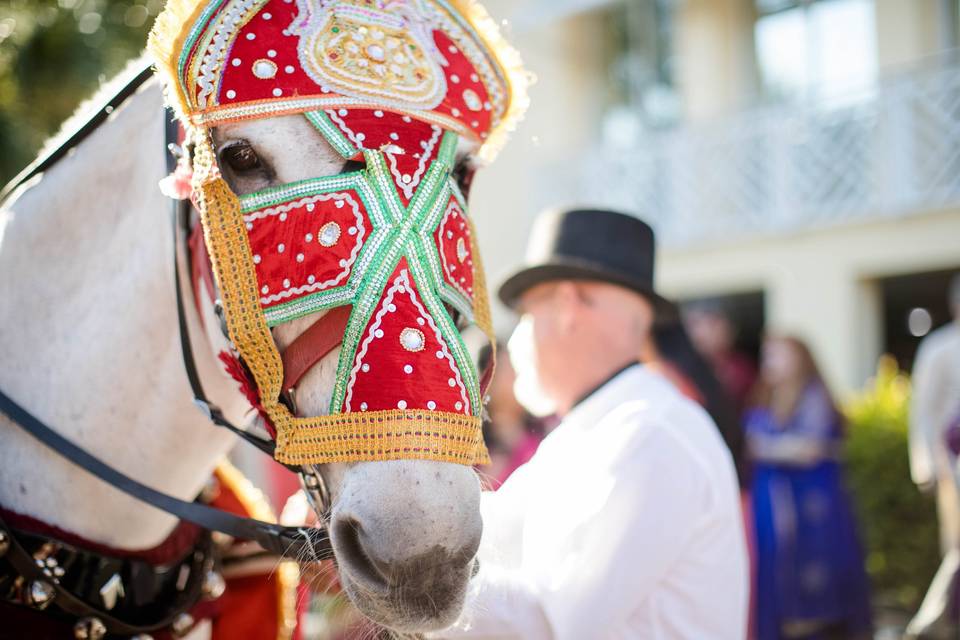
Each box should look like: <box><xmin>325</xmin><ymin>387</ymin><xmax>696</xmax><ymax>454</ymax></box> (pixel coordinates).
<box><xmin>221</xmin><ymin>142</ymin><xmax>262</xmax><ymax>173</ymax></box>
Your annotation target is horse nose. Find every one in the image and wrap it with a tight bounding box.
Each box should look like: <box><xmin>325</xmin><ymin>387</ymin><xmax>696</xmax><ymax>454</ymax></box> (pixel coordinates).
<box><xmin>329</xmin><ymin>460</ymin><xmax>482</xmax><ymax>593</ymax></box>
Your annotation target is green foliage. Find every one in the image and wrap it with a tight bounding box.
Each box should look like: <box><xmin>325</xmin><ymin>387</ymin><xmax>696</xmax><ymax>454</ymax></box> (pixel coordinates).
<box><xmin>843</xmin><ymin>356</ymin><xmax>942</xmax><ymax>611</ymax></box>
<box><xmin>0</xmin><ymin>0</ymin><xmax>161</xmax><ymax>184</ymax></box>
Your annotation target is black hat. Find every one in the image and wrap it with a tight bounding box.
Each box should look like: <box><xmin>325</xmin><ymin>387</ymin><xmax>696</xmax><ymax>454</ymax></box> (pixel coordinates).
<box><xmin>498</xmin><ymin>208</ymin><xmax>673</xmax><ymax>316</ymax></box>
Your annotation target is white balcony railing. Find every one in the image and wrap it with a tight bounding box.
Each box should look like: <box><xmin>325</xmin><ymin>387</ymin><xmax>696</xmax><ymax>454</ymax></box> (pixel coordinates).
<box><xmin>584</xmin><ymin>58</ymin><xmax>960</xmax><ymax>246</ymax></box>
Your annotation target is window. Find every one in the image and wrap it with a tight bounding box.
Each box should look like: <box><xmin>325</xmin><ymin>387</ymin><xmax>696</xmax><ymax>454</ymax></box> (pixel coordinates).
<box><xmin>754</xmin><ymin>0</ymin><xmax>877</xmax><ymax>104</ymax></box>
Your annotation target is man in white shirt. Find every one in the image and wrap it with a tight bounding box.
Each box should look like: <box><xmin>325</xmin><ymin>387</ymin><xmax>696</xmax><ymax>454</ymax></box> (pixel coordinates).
<box><xmin>907</xmin><ymin>273</ymin><xmax>960</xmax><ymax>637</ymax></box>
<box><xmin>437</xmin><ymin>208</ymin><xmax>748</xmax><ymax>639</ymax></box>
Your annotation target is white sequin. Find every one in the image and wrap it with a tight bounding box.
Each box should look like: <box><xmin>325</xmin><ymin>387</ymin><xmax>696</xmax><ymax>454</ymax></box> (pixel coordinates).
<box><xmin>448</xmin><ymin>378</ymin><xmax>456</xmax><ymax>387</ymax></box>
<box><xmin>253</xmin><ymin>254</ymin><xmax>261</xmax><ymax>264</ymax></box>
<box><xmin>277</xmin><ymin>243</ymin><xmax>285</xmax><ymax>253</ymax></box>
<box><xmin>397</xmin><ymin>400</ymin><xmax>407</xmax><ymax>409</ymax></box>
<box><xmin>226</xmin><ymin>90</ymin><xmax>237</xmax><ymax>99</ymax></box>
<box><xmin>404</xmin><ymin>365</ymin><xmax>413</xmax><ymax>374</ymax></box>
<box><xmin>360</xmin><ymin>402</ymin><xmax>368</xmax><ymax>411</ymax></box>
<box><xmin>362</xmin><ymin>363</ymin><xmax>370</xmax><ymax>372</ymax></box>
<box><xmin>462</xmin><ymin>89</ymin><xmax>482</xmax><ymax>112</ymax></box>
<box><xmin>296</xmin><ymin>253</ymin><xmax>304</xmax><ymax>263</ymax></box>
<box><xmin>427</xmin><ymin>401</ymin><xmax>437</xmax><ymax>410</ymax></box>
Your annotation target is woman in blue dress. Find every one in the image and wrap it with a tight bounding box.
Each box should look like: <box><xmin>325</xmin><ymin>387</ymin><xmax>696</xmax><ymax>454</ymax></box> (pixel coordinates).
<box><xmin>747</xmin><ymin>335</ymin><xmax>872</xmax><ymax>639</ymax></box>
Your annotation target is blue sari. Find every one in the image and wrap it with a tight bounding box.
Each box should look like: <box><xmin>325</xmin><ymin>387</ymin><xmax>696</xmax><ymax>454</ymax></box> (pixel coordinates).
<box><xmin>747</xmin><ymin>384</ymin><xmax>872</xmax><ymax>639</ymax></box>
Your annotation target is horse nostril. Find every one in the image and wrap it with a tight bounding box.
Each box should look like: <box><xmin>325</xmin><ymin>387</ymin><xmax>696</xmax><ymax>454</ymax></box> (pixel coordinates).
<box><xmin>332</xmin><ymin>516</ymin><xmax>391</xmax><ymax>591</ymax></box>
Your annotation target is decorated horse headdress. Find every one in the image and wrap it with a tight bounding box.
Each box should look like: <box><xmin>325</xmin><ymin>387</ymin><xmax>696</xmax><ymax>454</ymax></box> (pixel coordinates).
<box><xmin>148</xmin><ymin>0</ymin><xmax>527</xmax><ymax>466</ymax></box>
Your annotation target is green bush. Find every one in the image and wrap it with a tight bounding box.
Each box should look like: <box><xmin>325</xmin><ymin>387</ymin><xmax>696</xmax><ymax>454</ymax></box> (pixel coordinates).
<box><xmin>843</xmin><ymin>356</ymin><xmax>942</xmax><ymax>611</ymax></box>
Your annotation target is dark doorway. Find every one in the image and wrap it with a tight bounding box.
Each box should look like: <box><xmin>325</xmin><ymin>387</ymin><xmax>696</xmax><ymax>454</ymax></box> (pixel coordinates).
<box><xmin>880</xmin><ymin>268</ymin><xmax>959</xmax><ymax>373</ymax></box>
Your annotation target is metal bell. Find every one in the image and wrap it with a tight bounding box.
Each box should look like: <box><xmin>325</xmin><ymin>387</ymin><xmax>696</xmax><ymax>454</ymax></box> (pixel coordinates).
<box><xmin>201</xmin><ymin>569</ymin><xmax>226</xmax><ymax>600</ymax></box>
<box><xmin>130</xmin><ymin>635</ymin><xmax>154</xmax><ymax>640</ymax></box>
<box><xmin>171</xmin><ymin>612</ymin><xmax>195</xmax><ymax>637</ymax></box>
<box><xmin>73</xmin><ymin>616</ymin><xmax>107</xmax><ymax>640</ymax></box>
<box><xmin>25</xmin><ymin>580</ymin><xmax>56</xmax><ymax>609</ymax></box>
<box><xmin>0</xmin><ymin>530</ymin><xmax>9</xmax><ymax>557</ymax></box>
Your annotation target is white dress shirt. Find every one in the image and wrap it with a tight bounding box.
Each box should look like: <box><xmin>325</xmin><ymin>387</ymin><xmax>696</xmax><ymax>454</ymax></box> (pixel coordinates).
<box><xmin>439</xmin><ymin>365</ymin><xmax>748</xmax><ymax>640</ymax></box>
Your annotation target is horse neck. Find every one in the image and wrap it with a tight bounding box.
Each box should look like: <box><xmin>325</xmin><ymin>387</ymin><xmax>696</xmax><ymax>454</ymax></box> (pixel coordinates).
<box><xmin>0</xmin><ymin>77</ymin><xmax>239</xmax><ymax>549</ymax></box>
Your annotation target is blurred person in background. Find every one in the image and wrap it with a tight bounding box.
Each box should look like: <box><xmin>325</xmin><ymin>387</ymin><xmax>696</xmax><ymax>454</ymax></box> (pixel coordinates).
<box><xmin>435</xmin><ymin>208</ymin><xmax>746</xmax><ymax>639</ymax></box>
<box><xmin>906</xmin><ymin>273</ymin><xmax>960</xmax><ymax>638</ymax></box>
<box><xmin>747</xmin><ymin>335</ymin><xmax>872</xmax><ymax>640</ymax></box>
<box><xmin>686</xmin><ymin>302</ymin><xmax>758</xmax><ymax>416</ymax></box>
<box><xmin>477</xmin><ymin>342</ymin><xmax>549</xmax><ymax>488</ymax></box>
<box><xmin>647</xmin><ymin>318</ymin><xmax>747</xmax><ymax>487</ymax></box>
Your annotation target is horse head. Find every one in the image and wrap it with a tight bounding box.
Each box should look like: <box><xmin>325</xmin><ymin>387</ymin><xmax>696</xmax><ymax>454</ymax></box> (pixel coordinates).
<box><xmin>149</xmin><ymin>0</ymin><xmax>527</xmax><ymax>631</ymax></box>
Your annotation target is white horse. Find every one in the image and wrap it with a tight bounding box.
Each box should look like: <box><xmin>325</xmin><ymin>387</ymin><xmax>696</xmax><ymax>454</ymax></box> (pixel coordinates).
<box><xmin>0</xmin><ymin>62</ymin><xmax>482</xmax><ymax>636</ymax></box>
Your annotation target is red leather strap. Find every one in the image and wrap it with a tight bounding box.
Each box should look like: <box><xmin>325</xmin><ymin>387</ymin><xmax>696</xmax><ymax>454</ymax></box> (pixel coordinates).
<box><xmin>281</xmin><ymin>306</ymin><xmax>352</xmax><ymax>392</ymax></box>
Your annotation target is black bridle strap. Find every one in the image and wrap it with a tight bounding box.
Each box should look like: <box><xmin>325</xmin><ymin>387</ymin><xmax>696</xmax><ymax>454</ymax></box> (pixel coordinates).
<box><xmin>166</xmin><ymin>119</ymin><xmax>286</xmax><ymax>465</ymax></box>
<box><xmin>0</xmin><ymin>386</ymin><xmax>329</xmax><ymax>560</ymax></box>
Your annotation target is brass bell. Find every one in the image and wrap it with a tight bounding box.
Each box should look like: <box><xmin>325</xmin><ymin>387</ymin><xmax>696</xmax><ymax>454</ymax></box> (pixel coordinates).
<box><xmin>0</xmin><ymin>530</ymin><xmax>9</xmax><ymax>557</ymax></box>
<box><xmin>171</xmin><ymin>612</ymin><xmax>195</xmax><ymax>637</ymax></box>
<box><xmin>73</xmin><ymin>617</ymin><xmax>107</xmax><ymax>640</ymax></box>
<box><xmin>25</xmin><ymin>580</ymin><xmax>56</xmax><ymax>609</ymax></box>
<box><xmin>201</xmin><ymin>569</ymin><xmax>226</xmax><ymax>600</ymax></box>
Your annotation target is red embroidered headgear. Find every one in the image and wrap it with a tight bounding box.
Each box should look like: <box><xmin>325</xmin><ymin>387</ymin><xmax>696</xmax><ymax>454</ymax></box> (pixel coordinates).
<box><xmin>149</xmin><ymin>0</ymin><xmax>527</xmax><ymax>465</ymax></box>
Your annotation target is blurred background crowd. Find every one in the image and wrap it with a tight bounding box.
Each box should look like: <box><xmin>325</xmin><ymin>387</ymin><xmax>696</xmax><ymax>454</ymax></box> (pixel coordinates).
<box><xmin>2</xmin><ymin>0</ymin><xmax>960</xmax><ymax>637</ymax></box>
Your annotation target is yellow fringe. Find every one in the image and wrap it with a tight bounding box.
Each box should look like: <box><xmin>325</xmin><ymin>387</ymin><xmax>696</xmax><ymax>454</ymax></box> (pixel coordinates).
<box><xmin>147</xmin><ymin>0</ymin><xmax>210</xmax><ymax>121</ymax></box>
<box><xmin>449</xmin><ymin>0</ymin><xmax>532</xmax><ymax>163</ymax></box>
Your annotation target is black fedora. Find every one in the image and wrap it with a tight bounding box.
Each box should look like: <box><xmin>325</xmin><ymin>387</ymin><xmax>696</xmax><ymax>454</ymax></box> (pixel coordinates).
<box><xmin>497</xmin><ymin>208</ymin><xmax>674</xmax><ymax>317</ymax></box>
